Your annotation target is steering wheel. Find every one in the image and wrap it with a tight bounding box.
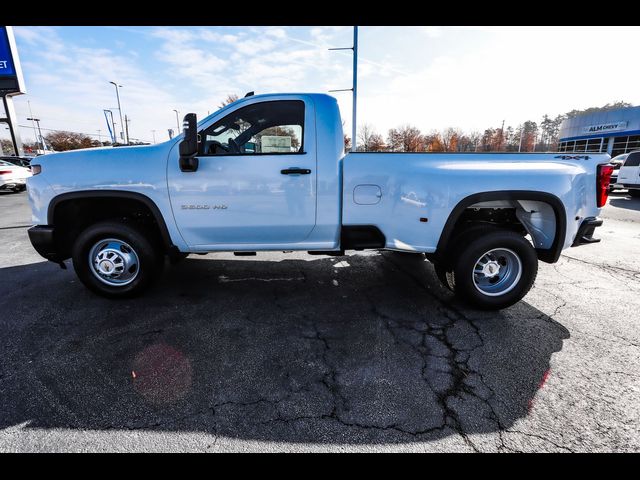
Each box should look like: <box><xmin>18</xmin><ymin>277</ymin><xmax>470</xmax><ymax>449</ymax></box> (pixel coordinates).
<box><xmin>207</xmin><ymin>140</ymin><xmax>229</xmax><ymax>155</ymax></box>
<box><xmin>228</xmin><ymin>138</ymin><xmax>241</xmax><ymax>154</ymax></box>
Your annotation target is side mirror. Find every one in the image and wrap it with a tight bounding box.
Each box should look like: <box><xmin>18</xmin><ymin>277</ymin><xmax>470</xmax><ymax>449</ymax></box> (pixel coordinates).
<box><xmin>179</xmin><ymin>113</ymin><xmax>199</xmax><ymax>172</ymax></box>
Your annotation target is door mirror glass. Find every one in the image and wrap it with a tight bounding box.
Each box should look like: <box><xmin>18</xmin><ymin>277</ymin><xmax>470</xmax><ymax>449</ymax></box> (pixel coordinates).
<box><xmin>179</xmin><ymin>113</ymin><xmax>198</xmax><ymax>156</ymax></box>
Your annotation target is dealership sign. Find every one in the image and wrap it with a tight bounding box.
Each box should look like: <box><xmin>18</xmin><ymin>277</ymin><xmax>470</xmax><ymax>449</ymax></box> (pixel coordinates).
<box><xmin>582</xmin><ymin>121</ymin><xmax>628</xmax><ymax>134</ymax></box>
<box><xmin>0</xmin><ymin>26</ymin><xmax>26</xmax><ymax>94</ymax></box>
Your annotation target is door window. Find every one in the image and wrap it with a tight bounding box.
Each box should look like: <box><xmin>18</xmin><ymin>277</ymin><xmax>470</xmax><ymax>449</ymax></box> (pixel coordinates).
<box><xmin>199</xmin><ymin>100</ymin><xmax>304</xmax><ymax>156</ymax></box>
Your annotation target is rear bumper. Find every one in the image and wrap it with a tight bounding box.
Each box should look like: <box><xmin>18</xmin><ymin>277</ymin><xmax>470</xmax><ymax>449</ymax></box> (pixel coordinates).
<box><xmin>0</xmin><ymin>179</ymin><xmax>27</xmax><ymax>190</ymax></box>
<box><xmin>28</xmin><ymin>225</ymin><xmax>62</xmax><ymax>262</ymax></box>
<box><xmin>571</xmin><ymin>217</ymin><xmax>603</xmax><ymax>247</ymax></box>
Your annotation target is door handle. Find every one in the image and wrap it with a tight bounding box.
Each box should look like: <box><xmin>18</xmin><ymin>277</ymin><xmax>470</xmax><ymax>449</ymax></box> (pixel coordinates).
<box><xmin>281</xmin><ymin>168</ymin><xmax>311</xmax><ymax>175</ymax></box>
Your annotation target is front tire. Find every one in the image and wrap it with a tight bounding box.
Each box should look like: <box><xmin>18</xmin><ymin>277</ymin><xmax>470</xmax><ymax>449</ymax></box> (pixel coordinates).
<box><xmin>450</xmin><ymin>229</ymin><xmax>538</xmax><ymax>310</ymax></box>
<box><xmin>629</xmin><ymin>189</ymin><xmax>640</xmax><ymax>198</ymax></box>
<box><xmin>72</xmin><ymin>221</ymin><xmax>164</xmax><ymax>298</ymax></box>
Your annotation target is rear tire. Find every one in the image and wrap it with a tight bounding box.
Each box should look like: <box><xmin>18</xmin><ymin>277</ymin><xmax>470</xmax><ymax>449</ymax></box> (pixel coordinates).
<box><xmin>451</xmin><ymin>229</ymin><xmax>538</xmax><ymax>310</ymax></box>
<box><xmin>629</xmin><ymin>189</ymin><xmax>640</xmax><ymax>198</ymax></box>
<box><xmin>72</xmin><ymin>221</ymin><xmax>164</xmax><ymax>298</ymax></box>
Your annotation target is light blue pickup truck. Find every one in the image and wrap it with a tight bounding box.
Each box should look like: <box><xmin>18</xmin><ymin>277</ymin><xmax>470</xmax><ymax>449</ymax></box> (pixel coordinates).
<box><xmin>26</xmin><ymin>93</ymin><xmax>614</xmax><ymax>309</ymax></box>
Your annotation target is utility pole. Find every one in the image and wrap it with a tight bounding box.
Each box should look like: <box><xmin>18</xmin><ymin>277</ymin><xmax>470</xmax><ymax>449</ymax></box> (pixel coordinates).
<box><xmin>499</xmin><ymin>119</ymin><xmax>505</xmax><ymax>151</ymax></box>
<box><xmin>328</xmin><ymin>26</ymin><xmax>359</xmax><ymax>151</ymax></box>
<box><xmin>26</xmin><ymin>117</ymin><xmax>44</xmax><ymax>152</ymax></box>
<box><xmin>27</xmin><ymin>100</ymin><xmax>38</xmax><ymax>148</ymax></box>
<box><xmin>173</xmin><ymin>109</ymin><xmax>180</xmax><ymax>132</ymax></box>
<box><xmin>125</xmin><ymin>115</ymin><xmax>130</xmax><ymax>145</ymax></box>
<box><xmin>109</xmin><ymin>81</ymin><xmax>126</xmax><ymax>144</ymax></box>
<box><xmin>518</xmin><ymin>125</ymin><xmax>524</xmax><ymax>152</ymax></box>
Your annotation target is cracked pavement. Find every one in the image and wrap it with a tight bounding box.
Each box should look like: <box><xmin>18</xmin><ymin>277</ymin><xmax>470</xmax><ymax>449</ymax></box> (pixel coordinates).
<box><xmin>1</xmin><ymin>190</ymin><xmax>639</xmax><ymax>452</ymax></box>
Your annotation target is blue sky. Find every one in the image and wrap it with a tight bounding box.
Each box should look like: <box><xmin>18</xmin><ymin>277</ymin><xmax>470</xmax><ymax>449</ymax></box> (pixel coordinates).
<box><xmin>5</xmin><ymin>26</ymin><xmax>640</xmax><ymax>144</ymax></box>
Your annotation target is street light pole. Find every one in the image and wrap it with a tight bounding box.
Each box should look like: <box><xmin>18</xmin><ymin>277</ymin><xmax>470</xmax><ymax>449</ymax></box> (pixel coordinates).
<box><xmin>27</xmin><ymin>117</ymin><xmax>44</xmax><ymax>152</ymax></box>
<box><xmin>109</xmin><ymin>81</ymin><xmax>126</xmax><ymax>144</ymax></box>
<box><xmin>328</xmin><ymin>26</ymin><xmax>359</xmax><ymax>152</ymax></box>
<box><xmin>351</xmin><ymin>26</ymin><xmax>358</xmax><ymax>152</ymax></box>
<box><xmin>173</xmin><ymin>109</ymin><xmax>180</xmax><ymax>132</ymax></box>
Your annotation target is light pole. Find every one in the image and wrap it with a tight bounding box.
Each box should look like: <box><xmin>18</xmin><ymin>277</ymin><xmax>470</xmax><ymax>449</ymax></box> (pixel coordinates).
<box><xmin>151</xmin><ymin>130</ymin><xmax>156</xmax><ymax>144</ymax></box>
<box><xmin>109</xmin><ymin>81</ymin><xmax>126</xmax><ymax>144</ymax></box>
<box><xmin>173</xmin><ymin>109</ymin><xmax>180</xmax><ymax>132</ymax></box>
<box><xmin>26</xmin><ymin>117</ymin><xmax>44</xmax><ymax>152</ymax></box>
<box><xmin>103</xmin><ymin>109</ymin><xmax>117</xmax><ymax>144</ymax></box>
<box><xmin>328</xmin><ymin>26</ymin><xmax>359</xmax><ymax>151</ymax></box>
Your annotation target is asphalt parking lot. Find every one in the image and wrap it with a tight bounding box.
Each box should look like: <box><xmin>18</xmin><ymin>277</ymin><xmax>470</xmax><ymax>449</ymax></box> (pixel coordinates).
<box><xmin>1</xmin><ymin>190</ymin><xmax>639</xmax><ymax>452</ymax></box>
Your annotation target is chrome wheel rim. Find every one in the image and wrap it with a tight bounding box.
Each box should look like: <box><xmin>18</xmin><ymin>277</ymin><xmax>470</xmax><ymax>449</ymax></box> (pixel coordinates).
<box><xmin>472</xmin><ymin>248</ymin><xmax>522</xmax><ymax>297</ymax></box>
<box><xmin>88</xmin><ymin>238</ymin><xmax>140</xmax><ymax>286</ymax></box>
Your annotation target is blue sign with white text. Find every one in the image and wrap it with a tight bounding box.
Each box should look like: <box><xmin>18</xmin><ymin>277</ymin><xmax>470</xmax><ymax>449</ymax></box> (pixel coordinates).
<box><xmin>0</xmin><ymin>27</ymin><xmax>16</xmax><ymax>76</ymax></box>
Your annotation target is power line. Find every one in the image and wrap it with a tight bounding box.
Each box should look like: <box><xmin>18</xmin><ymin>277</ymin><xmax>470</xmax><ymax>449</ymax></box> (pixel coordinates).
<box><xmin>15</xmin><ymin>124</ymin><xmax>152</xmax><ymax>144</ymax></box>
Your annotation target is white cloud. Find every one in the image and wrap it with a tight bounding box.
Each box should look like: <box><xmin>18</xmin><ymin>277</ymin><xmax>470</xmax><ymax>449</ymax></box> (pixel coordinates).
<box><xmin>420</xmin><ymin>26</ymin><xmax>443</xmax><ymax>38</ymax></box>
<box><xmin>265</xmin><ymin>28</ymin><xmax>286</xmax><ymax>39</ymax></box>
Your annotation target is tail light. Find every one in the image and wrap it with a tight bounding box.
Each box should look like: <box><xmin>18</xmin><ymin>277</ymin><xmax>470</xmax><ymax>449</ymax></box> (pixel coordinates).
<box><xmin>0</xmin><ymin>170</ymin><xmax>13</xmax><ymax>175</ymax></box>
<box><xmin>596</xmin><ymin>164</ymin><xmax>614</xmax><ymax>207</ymax></box>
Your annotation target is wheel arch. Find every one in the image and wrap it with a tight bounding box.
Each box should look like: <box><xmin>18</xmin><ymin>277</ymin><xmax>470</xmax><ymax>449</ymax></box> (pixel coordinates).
<box><xmin>48</xmin><ymin>190</ymin><xmax>175</xmax><ymax>255</ymax></box>
<box><xmin>436</xmin><ymin>190</ymin><xmax>567</xmax><ymax>264</ymax></box>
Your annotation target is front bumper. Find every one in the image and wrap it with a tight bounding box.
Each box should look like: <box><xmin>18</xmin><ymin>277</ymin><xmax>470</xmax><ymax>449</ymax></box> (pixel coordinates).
<box><xmin>571</xmin><ymin>217</ymin><xmax>603</xmax><ymax>247</ymax></box>
<box><xmin>28</xmin><ymin>225</ymin><xmax>62</xmax><ymax>262</ymax></box>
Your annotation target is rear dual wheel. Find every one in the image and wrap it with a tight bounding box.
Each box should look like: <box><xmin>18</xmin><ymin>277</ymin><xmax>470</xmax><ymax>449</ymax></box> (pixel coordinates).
<box><xmin>432</xmin><ymin>228</ymin><xmax>538</xmax><ymax>310</ymax></box>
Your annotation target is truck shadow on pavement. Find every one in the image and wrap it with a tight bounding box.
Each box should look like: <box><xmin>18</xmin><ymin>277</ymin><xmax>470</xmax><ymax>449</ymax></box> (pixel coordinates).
<box><xmin>608</xmin><ymin>194</ymin><xmax>640</xmax><ymax>212</ymax></box>
<box><xmin>0</xmin><ymin>251</ymin><xmax>569</xmax><ymax>446</ymax></box>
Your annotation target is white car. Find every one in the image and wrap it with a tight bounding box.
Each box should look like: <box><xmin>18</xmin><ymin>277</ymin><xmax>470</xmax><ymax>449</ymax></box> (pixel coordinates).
<box><xmin>0</xmin><ymin>159</ymin><xmax>32</xmax><ymax>193</ymax></box>
<box><xmin>616</xmin><ymin>151</ymin><xmax>640</xmax><ymax>198</ymax></box>
<box><xmin>609</xmin><ymin>153</ymin><xmax>628</xmax><ymax>191</ymax></box>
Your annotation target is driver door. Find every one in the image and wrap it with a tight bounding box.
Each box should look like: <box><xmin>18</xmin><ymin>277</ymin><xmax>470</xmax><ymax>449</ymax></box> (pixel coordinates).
<box><xmin>167</xmin><ymin>98</ymin><xmax>317</xmax><ymax>247</ymax></box>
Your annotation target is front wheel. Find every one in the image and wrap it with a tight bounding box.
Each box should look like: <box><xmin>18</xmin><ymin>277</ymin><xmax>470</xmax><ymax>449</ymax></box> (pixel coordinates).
<box><xmin>450</xmin><ymin>229</ymin><xmax>538</xmax><ymax>310</ymax></box>
<box><xmin>72</xmin><ymin>221</ymin><xmax>164</xmax><ymax>298</ymax></box>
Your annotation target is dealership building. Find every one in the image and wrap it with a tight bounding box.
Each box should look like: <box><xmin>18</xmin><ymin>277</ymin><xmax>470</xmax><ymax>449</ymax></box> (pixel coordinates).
<box><xmin>557</xmin><ymin>106</ymin><xmax>640</xmax><ymax>158</ymax></box>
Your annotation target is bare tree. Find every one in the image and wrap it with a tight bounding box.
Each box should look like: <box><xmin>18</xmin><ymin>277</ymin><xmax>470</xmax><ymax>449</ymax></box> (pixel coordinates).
<box><xmin>387</xmin><ymin>125</ymin><xmax>423</xmax><ymax>152</ymax></box>
<box><xmin>441</xmin><ymin>127</ymin><xmax>463</xmax><ymax>152</ymax></box>
<box><xmin>368</xmin><ymin>133</ymin><xmax>386</xmax><ymax>152</ymax></box>
<box><xmin>422</xmin><ymin>131</ymin><xmax>444</xmax><ymax>152</ymax></box>
<box><xmin>44</xmin><ymin>131</ymin><xmax>96</xmax><ymax>151</ymax></box>
<box><xmin>357</xmin><ymin>123</ymin><xmax>376</xmax><ymax>152</ymax></box>
<box><xmin>218</xmin><ymin>94</ymin><xmax>239</xmax><ymax>109</ymax></box>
